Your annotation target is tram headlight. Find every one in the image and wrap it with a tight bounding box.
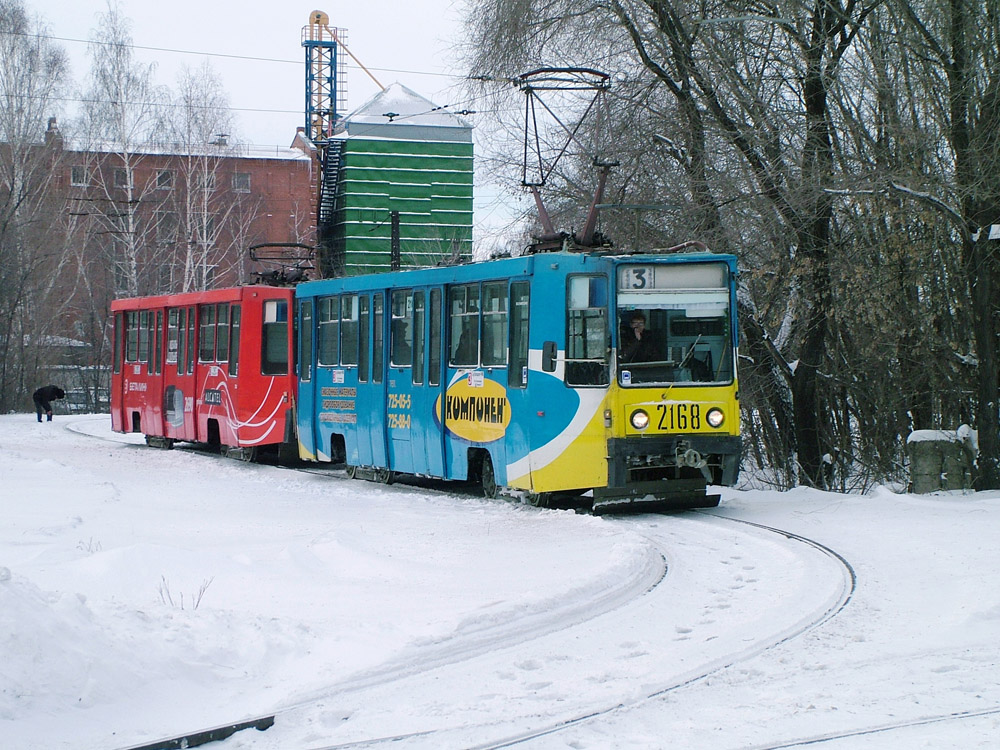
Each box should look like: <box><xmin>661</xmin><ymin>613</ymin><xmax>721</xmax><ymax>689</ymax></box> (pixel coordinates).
<box><xmin>630</xmin><ymin>409</ymin><xmax>650</xmax><ymax>430</ymax></box>
<box><xmin>706</xmin><ymin>407</ymin><xmax>725</xmax><ymax>428</ymax></box>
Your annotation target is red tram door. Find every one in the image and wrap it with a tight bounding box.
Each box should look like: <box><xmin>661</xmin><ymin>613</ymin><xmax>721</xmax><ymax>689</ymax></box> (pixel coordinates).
<box><xmin>161</xmin><ymin>305</ymin><xmax>197</xmax><ymax>442</ymax></box>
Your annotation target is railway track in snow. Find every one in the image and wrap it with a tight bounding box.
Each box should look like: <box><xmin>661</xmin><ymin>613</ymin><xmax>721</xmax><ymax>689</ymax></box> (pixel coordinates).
<box><xmin>273</xmin><ymin>512</ymin><xmax>858</xmax><ymax>750</ymax></box>
<box><xmin>69</xmin><ymin>417</ymin><xmax>862</xmax><ymax>750</ymax></box>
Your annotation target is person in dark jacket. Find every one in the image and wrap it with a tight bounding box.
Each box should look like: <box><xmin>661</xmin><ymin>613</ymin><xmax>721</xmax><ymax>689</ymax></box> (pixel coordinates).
<box><xmin>619</xmin><ymin>311</ymin><xmax>659</xmax><ymax>363</ymax></box>
<box><xmin>33</xmin><ymin>385</ymin><xmax>65</xmax><ymax>422</ymax></box>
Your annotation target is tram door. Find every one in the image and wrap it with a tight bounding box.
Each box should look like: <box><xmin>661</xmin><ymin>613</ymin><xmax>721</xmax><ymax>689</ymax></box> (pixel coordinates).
<box><xmin>410</xmin><ymin>288</ymin><xmax>446</xmax><ymax>477</ymax></box>
<box><xmin>503</xmin><ymin>282</ymin><xmax>531</xmax><ymax>486</ymax></box>
<box><xmin>356</xmin><ymin>293</ymin><xmax>388</xmax><ymax>469</ymax></box>
<box><xmin>162</xmin><ymin>306</ymin><xmax>197</xmax><ymax>442</ymax></box>
<box><xmin>387</xmin><ymin>290</ymin><xmax>416</xmax><ymax>473</ymax></box>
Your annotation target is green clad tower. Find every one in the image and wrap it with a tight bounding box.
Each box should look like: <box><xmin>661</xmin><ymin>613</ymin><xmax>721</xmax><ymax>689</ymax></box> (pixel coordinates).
<box><xmin>325</xmin><ymin>83</ymin><xmax>473</xmax><ymax>274</ymax></box>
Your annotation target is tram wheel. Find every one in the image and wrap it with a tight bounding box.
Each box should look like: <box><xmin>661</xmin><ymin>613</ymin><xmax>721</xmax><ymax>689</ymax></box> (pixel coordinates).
<box><xmin>223</xmin><ymin>445</ymin><xmax>257</xmax><ymax>462</ymax></box>
<box><xmin>481</xmin><ymin>454</ymin><xmax>499</xmax><ymax>499</ymax></box>
<box><xmin>374</xmin><ymin>467</ymin><xmax>394</xmax><ymax>485</ymax></box>
<box><xmin>346</xmin><ymin>465</ymin><xmax>358</xmax><ymax>479</ymax></box>
<box><xmin>525</xmin><ymin>492</ymin><xmax>550</xmax><ymax>508</ymax></box>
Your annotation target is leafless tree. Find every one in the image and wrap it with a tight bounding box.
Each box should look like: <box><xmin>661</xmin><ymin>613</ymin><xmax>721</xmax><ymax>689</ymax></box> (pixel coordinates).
<box><xmin>463</xmin><ymin>0</ymin><xmax>884</xmax><ymax>488</ymax></box>
<box><xmin>0</xmin><ymin>0</ymin><xmax>70</xmax><ymax>412</ymax></box>
<box><xmin>169</xmin><ymin>60</ymin><xmax>238</xmax><ymax>291</ymax></box>
<box><xmin>75</xmin><ymin>1</ymin><xmax>168</xmax><ymax>297</ymax></box>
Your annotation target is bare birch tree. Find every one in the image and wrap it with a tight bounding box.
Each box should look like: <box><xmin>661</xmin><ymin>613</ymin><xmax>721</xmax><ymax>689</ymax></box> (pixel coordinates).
<box><xmin>0</xmin><ymin>0</ymin><xmax>69</xmax><ymax>411</ymax></box>
<box><xmin>75</xmin><ymin>1</ymin><xmax>167</xmax><ymax>296</ymax></box>
<box><xmin>169</xmin><ymin>60</ymin><xmax>238</xmax><ymax>291</ymax></box>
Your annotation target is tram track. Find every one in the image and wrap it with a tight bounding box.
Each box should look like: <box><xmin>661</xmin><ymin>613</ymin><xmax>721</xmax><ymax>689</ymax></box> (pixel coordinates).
<box><xmin>283</xmin><ymin>512</ymin><xmax>857</xmax><ymax>750</ymax></box>
<box><xmin>743</xmin><ymin>704</ymin><xmax>1000</xmax><ymax>748</ymax></box>
<box><xmin>451</xmin><ymin>512</ymin><xmax>858</xmax><ymax>750</ymax></box>
<box><xmin>72</xmin><ymin>418</ymin><xmax>861</xmax><ymax>750</ymax></box>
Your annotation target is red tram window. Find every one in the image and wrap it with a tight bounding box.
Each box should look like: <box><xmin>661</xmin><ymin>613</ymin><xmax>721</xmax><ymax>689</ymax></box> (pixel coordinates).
<box><xmin>228</xmin><ymin>305</ymin><xmax>241</xmax><ymax>376</ymax></box>
<box><xmin>199</xmin><ymin>305</ymin><xmax>216</xmax><ymax>362</ymax></box>
<box><xmin>113</xmin><ymin>313</ymin><xmax>122</xmax><ymax>373</ymax></box>
<box><xmin>167</xmin><ymin>309</ymin><xmax>180</xmax><ymax>366</ymax></box>
<box><xmin>216</xmin><ymin>302</ymin><xmax>230</xmax><ymax>363</ymax></box>
<box><xmin>261</xmin><ymin>299</ymin><xmax>289</xmax><ymax>375</ymax></box>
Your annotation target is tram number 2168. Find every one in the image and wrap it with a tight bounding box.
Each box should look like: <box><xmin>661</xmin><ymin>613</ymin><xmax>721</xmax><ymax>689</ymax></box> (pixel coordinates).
<box><xmin>656</xmin><ymin>402</ymin><xmax>701</xmax><ymax>430</ymax></box>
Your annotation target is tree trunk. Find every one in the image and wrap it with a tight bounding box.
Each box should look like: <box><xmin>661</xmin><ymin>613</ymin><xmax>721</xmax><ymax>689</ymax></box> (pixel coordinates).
<box><xmin>969</xmin><ymin>234</ymin><xmax>1000</xmax><ymax>489</ymax></box>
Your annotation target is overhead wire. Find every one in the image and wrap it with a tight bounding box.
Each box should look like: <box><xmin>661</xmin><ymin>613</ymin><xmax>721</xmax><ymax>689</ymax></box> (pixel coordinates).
<box><xmin>2</xmin><ymin>28</ymin><xmax>459</xmax><ymax>81</ymax></box>
<box><xmin>1</xmin><ymin>28</ymin><xmax>508</xmax><ymax>124</ymax></box>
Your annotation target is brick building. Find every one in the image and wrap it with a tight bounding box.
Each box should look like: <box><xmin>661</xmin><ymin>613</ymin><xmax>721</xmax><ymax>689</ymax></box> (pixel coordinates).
<box><xmin>47</xmin><ymin>118</ymin><xmax>318</xmax><ymax>295</ymax></box>
<box><xmin>17</xmin><ymin>120</ymin><xmax>320</xmax><ymax>414</ymax></box>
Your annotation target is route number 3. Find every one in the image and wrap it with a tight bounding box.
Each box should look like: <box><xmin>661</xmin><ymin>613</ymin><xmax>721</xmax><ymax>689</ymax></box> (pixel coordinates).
<box><xmin>622</xmin><ymin>266</ymin><xmax>654</xmax><ymax>290</ymax></box>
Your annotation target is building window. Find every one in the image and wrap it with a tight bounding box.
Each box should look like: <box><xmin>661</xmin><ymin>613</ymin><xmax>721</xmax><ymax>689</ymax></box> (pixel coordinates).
<box><xmin>113</xmin><ymin>168</ymin><xmax>131</xmax><ymax>188</ymax></box>
<box><xmin>156</xmin><ymin>169</ymin><xmax>173</xmax><ymax>190</ymax></box>
<box><xmin>156</xmin><ymin>211</ymin><xmax>179</xmax><ymax>244</ymax></box>
<box><xmin>232</xmin><ymin>172</ymin><xmax>251</xmax><ymax>192</ymax></box>
<box><xmin>193</xmin><ymin>171</ymin><xmax>217</xmax><ymax>191</ymax></box>
<box><xmin>70</xmin><ymin>165</ymin><xmax>89</xmax><ymax>186</ymax></box>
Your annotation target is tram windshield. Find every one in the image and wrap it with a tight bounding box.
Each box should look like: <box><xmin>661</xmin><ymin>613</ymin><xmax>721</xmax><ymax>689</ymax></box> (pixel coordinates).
<box><xmin>616</xmin><ymin>262</ymin><xmax>734</xmax><ymax>386</ymax></box>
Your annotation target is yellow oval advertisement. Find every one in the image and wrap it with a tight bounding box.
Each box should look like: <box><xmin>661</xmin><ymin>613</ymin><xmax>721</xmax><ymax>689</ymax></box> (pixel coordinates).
<box><xmin>436</xmin><ymin>371</ymin><xmax>511</xmax><ymax>443</ymax></box>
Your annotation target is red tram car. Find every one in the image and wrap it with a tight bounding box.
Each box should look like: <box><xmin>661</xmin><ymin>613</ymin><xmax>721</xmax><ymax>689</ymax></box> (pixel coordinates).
<box><xmin>110</xmin><ymin>286</ymin><xmax>296</xmax><ymax>459</ymax></box>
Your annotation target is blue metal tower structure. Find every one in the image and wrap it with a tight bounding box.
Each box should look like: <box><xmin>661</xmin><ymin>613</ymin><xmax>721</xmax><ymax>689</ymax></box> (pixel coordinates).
<box><xmin>302</xmin><ymin>11</ymin><xmax>348</xmax><ymax>143</ymax></box>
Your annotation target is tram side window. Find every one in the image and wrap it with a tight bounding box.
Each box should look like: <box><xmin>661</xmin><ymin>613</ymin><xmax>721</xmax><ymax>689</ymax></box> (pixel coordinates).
<box><xmin>373</xmin><ymin>294</ymin><xmax>384</xmax><ymax>383</ymax></box>
<box><xmin>177</xmin><ymin>308</ymin><xmax>188</xmax><ymax>375</ymax></box>
<box><xmin>153</xmin><ymin>310</ymin><xmax>163</xmax><ymax>374</ymax></box>
<box><xmin>199</xmin><ymin>305</ymin><xmax>216</xmax><ymax>362</ymax></box>
<box><xmin>299</xmin><ymin>300</ymin><xmax>313</xmax><ymax>382</ymax></box>
<box><xmin>413</xmin><ymin>291</ymin><xmax>425</xmax><ymax>384</ymax></box>
<box><xmin>228</xmin><ymin>305</ymin><xmax>241</xmax><ymax>376</ymax></box>
<box><xmin>166</xmin><ymin>309</ymin><xmax>180</xmax><ymax>365</ymax></box>
<box><xmin>125</xmin><ymin>311</ymin><xmax>139</xmax><ymax>362</ymax></box>
<box><xmin>390</xmin><ymin>290</ymin><xmax>413</xmax><ymax>367</ymax></box>
<box><xmin>482</xmin><ymin>282</ymin><xmax>508</xmax><ymax>367</ymax></box>
<box><xmin>509</xmin><ymin>282</ymin><xmax>530</xmax><ymax>388</ymax></box>
<box><xmin>341</xmin><ymin>295</ymin><xmax>359</xmax><ymax>366</ymax></box>
<box><xmin>317</xmin><ymin>296</ymin><xmax>339</xmax><ymax>366</ymax></box>
<box><xmin>113</xmin><ymin>313</ymin><xmax>122</xmax><ymax>373</ymax></box>
<box><xmin>138</xmin><ymin>310</ymin><xmax>150</xmax><ymax>365</ymax></box>
<box><xmin>216</xmin><ymin>303</ymin><xmax>230</xmax><ymax>363</ymax></box>
<box><xmin>449</xmin><ymin>284</ymin><xmax>479</xmax><ymax>366</ymax></box>
<box><xmin>359</xmin><ymin>296</ymin><xmax>370</xmax><ymax>382</ymax></box>
<box><xmin>261</xmin><ymin>299</ymin><xmax>289</xmax><ymax>375</ymax></box>
<box><xmin>566</xmin><ymin>275</ymin><xmax>609</xmax><ymax>386</ymax></box>
<box><xmin>429</xmin><ymin>289</ymin><xmax>441</xmax><ymax>386</ymax></box>
<box><xmin>185</xmin><ymin>307</ymin><xmax>195</xmax><ymax>374</ymax></box>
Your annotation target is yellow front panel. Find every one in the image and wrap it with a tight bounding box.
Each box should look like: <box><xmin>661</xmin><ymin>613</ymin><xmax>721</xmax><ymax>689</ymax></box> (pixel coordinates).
<box><xmin>609</xmin><ymin>381</ymin><xmax>740</xmax><ymax>439</ymax></box>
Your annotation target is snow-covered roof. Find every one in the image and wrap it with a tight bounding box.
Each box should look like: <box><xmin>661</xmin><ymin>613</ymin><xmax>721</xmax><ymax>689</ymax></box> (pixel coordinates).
<box><xmin>343</xmin><ymin>82</ymin><xmax>473</xmax><ymax>143</ymax></box>
<box><xmin>61</xmin><ymin>141</ymin><xmax>313</xmax><ymax>162</ymax></box>
<box><xmin>24</xmin><ymin>334</ymin><xmax>90</xmax><ymax>348</ymax></box>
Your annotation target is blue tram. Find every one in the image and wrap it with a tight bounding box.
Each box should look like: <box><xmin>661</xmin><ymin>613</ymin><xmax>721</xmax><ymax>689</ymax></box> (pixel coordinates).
<box><xmin>294</xmin><ymin>249</ymin><xmax>741</xmax><ymax>511</ymax></box>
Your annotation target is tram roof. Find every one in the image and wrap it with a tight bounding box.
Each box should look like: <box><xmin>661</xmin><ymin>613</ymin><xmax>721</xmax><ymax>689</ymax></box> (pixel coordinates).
<box><xmin>296</xmin><ymin>249</ymin><xmax>737</xmax><ymax>297</ymax></box>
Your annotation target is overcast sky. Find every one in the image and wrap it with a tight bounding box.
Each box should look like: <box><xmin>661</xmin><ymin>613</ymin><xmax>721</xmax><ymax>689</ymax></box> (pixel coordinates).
<box><xmin>28</xmin><ymin>0</ymin><xmax>471</xmax><ymax>148</ymax></box>
<box><xmin>26</xmin><ymin>0</ymin><xmax>527</xmax><ymax>246</ymax></box>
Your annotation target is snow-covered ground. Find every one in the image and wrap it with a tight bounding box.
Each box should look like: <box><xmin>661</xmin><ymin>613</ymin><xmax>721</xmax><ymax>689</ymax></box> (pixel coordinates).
<box><xmin>2</xmin><ymin>413</ymin><xmax>998</xmax><ymax>749</ymax></box>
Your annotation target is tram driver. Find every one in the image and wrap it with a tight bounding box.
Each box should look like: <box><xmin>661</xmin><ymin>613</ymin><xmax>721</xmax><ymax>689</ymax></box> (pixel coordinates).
<box><xmin>619</xmin><ymin>310</ymin><xmax>659</xmax><ymax>363</ymax></box>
